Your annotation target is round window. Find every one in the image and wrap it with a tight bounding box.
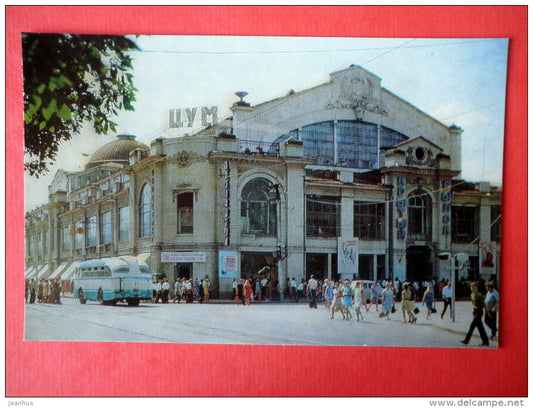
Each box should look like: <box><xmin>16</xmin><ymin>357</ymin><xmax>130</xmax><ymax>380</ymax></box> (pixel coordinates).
<box><xmin>415</xmin><ymin>146</ymin><xmax>427</xmax><ymax>161</ymax></box>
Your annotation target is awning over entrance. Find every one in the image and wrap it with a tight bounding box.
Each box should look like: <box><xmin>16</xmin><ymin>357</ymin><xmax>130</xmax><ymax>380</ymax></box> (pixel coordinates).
<box><xmin>25</xmin><ymin>265</ymin><xmax>35</xmax><ymax>279</ymax></box>
<box><xmin>26</xmin><ymin>264</ymin><xmax>49</xmax><ymax>280</ymax></box>
<box><xmin>48</xmin><ymin>262</ymin><xmax>69</xmax><ymax>280</ymax></box>
<box><xmin>61</xmin><ymin>261</ymin><xmax>81</xmax><ymax>280</ymax></box>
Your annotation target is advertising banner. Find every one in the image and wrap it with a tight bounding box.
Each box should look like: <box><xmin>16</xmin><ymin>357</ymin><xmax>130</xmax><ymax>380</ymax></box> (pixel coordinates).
<box><xmin>479</xmin><ymin>241</ymin><xmax>497</xmax><ymax>276</ymax></box>
<box><xmin>161</xmin><ymin>252</ymin><xmax>206</xmax><ymax>263</ymax></box>
<box><xmin>338</xmin><ymin>238</ymin><xmax>359</xmax><ymax>278</ymax></box>
<box><xmin>219</xmin><ymin>250</ymin><xmax>239</xmax><ymax>278</ymax></box>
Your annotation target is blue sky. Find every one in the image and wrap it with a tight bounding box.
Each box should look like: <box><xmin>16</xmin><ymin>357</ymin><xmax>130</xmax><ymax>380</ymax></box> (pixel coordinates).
<box><xmin>25</xmin><ymin>35</ymin><xmax>508</xmax><ymax>211</ymax></box>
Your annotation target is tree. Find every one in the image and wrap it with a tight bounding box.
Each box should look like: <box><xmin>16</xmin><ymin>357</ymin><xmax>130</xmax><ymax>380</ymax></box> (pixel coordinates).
<box><xmin>22</xmin><ymin>33</ymin><xmax>139</xmax><ymax>176</ymax></box>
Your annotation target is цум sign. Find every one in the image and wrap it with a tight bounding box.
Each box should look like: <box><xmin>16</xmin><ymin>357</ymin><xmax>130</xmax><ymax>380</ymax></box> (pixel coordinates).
<box><xmin>169</xmin><ymin>106</ymin><xmax>218</xmax><ymax>128</ymax></box>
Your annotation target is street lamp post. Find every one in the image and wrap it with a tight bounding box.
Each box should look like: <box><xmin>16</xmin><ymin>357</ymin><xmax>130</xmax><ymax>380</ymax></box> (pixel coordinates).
<box><xmin>276</xmin><ymin>243</ymin><xmax>288</xmax><ymax>301</ymax></box>
<box><xmin>271</xmin><ymin>183</ymin><xmax>287</xmax><ymax>301</ymax></box>
<box><xmin>439</xmin><ymin>251</ymin><xmax>469</xmax><ymax>322</ymax></box>
<box><xmin>450</xmin><ymin>255</ymin><xmax>456</xmax><ymax>322</ymax></box>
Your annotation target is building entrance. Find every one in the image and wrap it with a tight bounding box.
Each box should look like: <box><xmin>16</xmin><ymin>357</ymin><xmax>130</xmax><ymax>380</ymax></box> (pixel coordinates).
<box><xmin>306</xmin><ymin>253</ymin><xmax>338</xmax><ymax>281</ymax></box>
<box><xmin>174</xmin><ymin>263</ymin><xmax>192</xmax><ymax>281</ymax></box>
<box><xmin>406</xmin><ymin>246</ymin><xmax>433</xmax><ymax>283</ymax></box>
<box><xmin>241</xmin><ymin>252</ymin><xmax>276</xmax><ymax>281</ymax></box>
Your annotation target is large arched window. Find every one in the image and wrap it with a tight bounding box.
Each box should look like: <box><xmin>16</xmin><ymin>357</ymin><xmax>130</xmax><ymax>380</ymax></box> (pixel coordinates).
<box><xmin>241</xmin><ymin>178</ymin><xmax>277</xmax><ymax>236</ymax></box>
<box><xmin>337</xmin><ymin>121</ymin><xmax>378</xmax><ymax>168</ymax></box>
<box><xmin>408</xmin><ymin>190</ymin><xmax>432</xmax><ymax>241</ymax></box>
<box><xmin>139</xmin><ymin>184</ymin><xmax>152</xmax><ymax>237</ymax></box>
<box><xmin>293</xmin><ymin>120</ymin><xmax>408</xmax><ymax>169</ymax></box>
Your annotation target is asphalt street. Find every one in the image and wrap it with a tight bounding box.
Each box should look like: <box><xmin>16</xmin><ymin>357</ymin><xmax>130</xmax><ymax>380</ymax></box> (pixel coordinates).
<box><xmin>24</xmin><ymin>296</ymin><xmax>498</xmax><ymax>348</ymax></box>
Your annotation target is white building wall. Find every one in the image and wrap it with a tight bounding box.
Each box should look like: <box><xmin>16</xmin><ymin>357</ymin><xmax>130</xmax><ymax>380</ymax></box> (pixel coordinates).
<box><xmin>232</xmin><ymin>65</ymin><xmax>457</xmax><ymax>169</ymax></box>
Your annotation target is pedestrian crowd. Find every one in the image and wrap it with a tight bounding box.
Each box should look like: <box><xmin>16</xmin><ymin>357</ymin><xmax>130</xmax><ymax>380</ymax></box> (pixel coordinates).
<box><xmin>152</xmin><ymin>276</ymin><xmax>212</xmax><ymax>304</ymax></box>
<box><xmin>25</xmin><ymin>277</ymin><xmax>66</xmax><ymax>304</ymax></box>
<box><xmin>303</xmin><ymin>275</ymin><xmax>499</xmax><ymax>346</ymax></box>
<box><xmin>25</xmin><ymin>268</ymin><xmax>500</xmax><ymax>346</ymax></box>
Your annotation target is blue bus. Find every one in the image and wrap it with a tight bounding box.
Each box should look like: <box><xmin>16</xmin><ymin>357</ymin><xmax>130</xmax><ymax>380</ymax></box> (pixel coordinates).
<box><xmin>73</xmin><ymin>256</ymin><xmax>152</xmax><ymax>306</ymax></box>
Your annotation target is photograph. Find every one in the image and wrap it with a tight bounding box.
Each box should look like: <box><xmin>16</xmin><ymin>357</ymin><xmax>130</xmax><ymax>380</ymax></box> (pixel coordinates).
<box><xmin>23</xmin><ymin>34</ymin><xmax>506</xmax><ymax>348</ymax></box>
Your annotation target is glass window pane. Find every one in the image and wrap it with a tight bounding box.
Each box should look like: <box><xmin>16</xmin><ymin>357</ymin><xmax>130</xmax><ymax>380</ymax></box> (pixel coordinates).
<box><xmin>119</xmin><ymin>206</ymin><xmax>130</xmax><ymax>241</ymax></box>
<box><xmin>306</xmin><ymin>196</ymin><xmax>340</xmax><ymax>237</ymax></box>
<box><xmin>139</xmin><ymin>185</ymin><xmax>151</xmax><ymax>237</ymax></box>
<box><xmin>177</xmin><ymin>192</ymin><xmax>194</xmax><ymax>234</ymax></box>
<box><xmin>101</xmin><ymin>211</ymin><xmax>112</xmax><ymax>244</ymax></box>
<box><xmin>354</xmin><ymin>202</ymin><xmax>385</xmax><ymax>240</ymax></box>
<box><xmin>452</xmin><ymin>206</ymin><xmax>479</xmax><ymax>243</ymax></box>
<box><xmin>241</xmin><ymin>178</ymin><xmax>277</xmax><ymax>236</ymax></box>
<box><xmin>87</xmin><ymin>216</ymin><xmax>97</xmax><ymax>246</ymax></box>
<box><xmin>300</xmin><ymin>122</ymin><xmax>334</xmax><ymax>166</ymax></box>
<box><xmin>408</xmin><ymin>191</ymin><xmax>432</xmax><ymax>241</ymax></box>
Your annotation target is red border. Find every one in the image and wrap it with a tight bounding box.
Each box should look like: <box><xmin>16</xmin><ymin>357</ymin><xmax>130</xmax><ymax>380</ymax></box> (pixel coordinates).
<box><xmin>6</xmin><ymin>6</ymin><xmax>527</xmax><ymax>397</ymax></box>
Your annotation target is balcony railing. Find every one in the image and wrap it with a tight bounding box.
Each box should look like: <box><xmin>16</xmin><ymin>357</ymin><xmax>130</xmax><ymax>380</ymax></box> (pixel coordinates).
<box><xmin>240</xmin><ymin>140</ymin><xmax>279</xmax><ymax>157</ymax></box>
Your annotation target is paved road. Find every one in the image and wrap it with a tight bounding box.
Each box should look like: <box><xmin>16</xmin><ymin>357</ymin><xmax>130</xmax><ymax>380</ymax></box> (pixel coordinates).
<box><xmin>24</xmin><ymin>297</ymin><xmax>498</xmax><ymax>348</ymax></box>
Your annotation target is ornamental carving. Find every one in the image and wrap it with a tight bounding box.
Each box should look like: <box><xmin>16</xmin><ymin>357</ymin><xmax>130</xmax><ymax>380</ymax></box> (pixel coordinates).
<box><xmin>327</xmin><ymin>74</ymin><xmax>387</xmax><ymax>119</ymax></box>
<box><xmin>169</xmin><ymin>151</ymin><xmax>200</xmax><ymax>168</ymax></box>
<box><xmin>405</xmin><ymin>146</ymin><xmax>437</xmax><ymax>167</ymax></box>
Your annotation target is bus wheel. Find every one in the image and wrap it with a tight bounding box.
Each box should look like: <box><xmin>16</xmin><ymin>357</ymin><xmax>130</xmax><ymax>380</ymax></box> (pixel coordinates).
<box><xmin>78</xmin><ymin>288</ymin><xmax>87</xmax><ymax>304</ymax></box>
<box><xmin>97</xmin><ymin>288</ymin><xmax>104</xmax><ymax>304</ymax></box>
<box><xmin>127</xmin><ymin>298</ymin><xmax>140</xmax><ymax>307</ymax></box>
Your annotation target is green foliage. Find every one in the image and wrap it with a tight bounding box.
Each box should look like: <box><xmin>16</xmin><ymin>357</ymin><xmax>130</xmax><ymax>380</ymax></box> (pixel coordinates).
<box><xmin>22</xmin><ymin>33</ymin><xmax>139</xmax><ymax>176</ymax></box>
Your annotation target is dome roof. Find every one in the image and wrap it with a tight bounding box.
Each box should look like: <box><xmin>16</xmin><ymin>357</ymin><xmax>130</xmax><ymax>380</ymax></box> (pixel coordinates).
<box><xmin>85</xmin><ymin>134</ymin><xmax>148</xmax><ymax>170</ymax></box>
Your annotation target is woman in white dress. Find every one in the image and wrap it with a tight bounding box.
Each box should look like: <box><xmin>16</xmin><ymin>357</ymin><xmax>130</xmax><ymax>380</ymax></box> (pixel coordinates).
<box><xmin>353</xmin><ymin>282</ymin><xmax>365</xmax><ymax>322</ymax></box>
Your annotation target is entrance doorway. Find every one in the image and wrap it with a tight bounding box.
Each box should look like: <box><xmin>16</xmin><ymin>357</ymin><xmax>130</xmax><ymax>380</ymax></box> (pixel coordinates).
<box><xmin>241</xmin><ymin>252</ymin><xmax>276</xmax><ymax>281</ymax></box>
<box><xmin>174</xmin><ymin>263</ymin><xmax>192</xmax><ymax>281</ymax></box>
<box><xmin>406</xmin><ymin>246</ymin><xmax>432</xmax><ymax>283</ymax></box>
<box><xmin>306</xmin><ymin>253</ymin><xmax>338</xmax><ymax>281</ymax></box>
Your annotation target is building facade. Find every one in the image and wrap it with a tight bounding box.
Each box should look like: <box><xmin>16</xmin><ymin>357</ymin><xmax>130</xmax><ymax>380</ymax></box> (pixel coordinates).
<box><xmin>25</xmin><ymin>65</ymin><xmax>502</xmax><ymax>298</ymax></box>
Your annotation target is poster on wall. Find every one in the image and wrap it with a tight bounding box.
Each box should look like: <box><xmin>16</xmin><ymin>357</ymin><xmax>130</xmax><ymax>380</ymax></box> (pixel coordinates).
<box><xmin>338</xmin><ymin>238</ymin><xmax>359</xmax><ymax>278</ymax></box>
<box><xmin>479</xmin><ymin>241</ymin><xmax>497</xmax><ymax>277</ymax></box>
<box><xmin>219</xmin><ymin>250</ymin><xmax>239</xmax><ymax>278</ymax></box>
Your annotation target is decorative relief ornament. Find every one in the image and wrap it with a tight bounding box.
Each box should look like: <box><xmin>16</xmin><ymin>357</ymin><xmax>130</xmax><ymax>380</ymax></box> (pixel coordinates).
<box><xmin>170</xmin><ymin>151</ymin><xmax>199</xmax><ymax>168</ymax></box>
<box><xmin>327</xmin><ymin>73</ymin><xmax>387</xmax><ymax>119</ymax></box>
<box><xmin>405</xmin><ymin>146</ymin><xmax>435</xmax><ymax>166</ymax></box>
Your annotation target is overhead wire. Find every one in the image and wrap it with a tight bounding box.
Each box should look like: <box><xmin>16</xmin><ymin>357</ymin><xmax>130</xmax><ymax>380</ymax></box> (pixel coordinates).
<box><xmin>56</xmin><ymin>38</ymin><xmax>503</xmax><ymax>155</ymax></box>
<box><xmin>133</xmin><ymin>37</ymin><xmax>502</xmax><ymax>145</ymax></box>
<box><xmin>137</xmin><ymin>38</ymin><xmax>498</xmax><ymax>56</ymax></box>
<box><xmin>453</xmin><ymin>214</ymin><xmax>502</xmax><ymax>255</ymax></box>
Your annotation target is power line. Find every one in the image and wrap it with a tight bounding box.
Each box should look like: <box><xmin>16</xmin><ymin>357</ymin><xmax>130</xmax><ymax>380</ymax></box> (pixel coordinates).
<box><xmin>305</xmin><ymin>180</ymin><xmax>467</xmax><ymax>208</ymax></box>
<box><xmin>439</xmin><ymin>101</ymin><xmax>505</xmax><ymax>122</ymax></box>
<box><xmin>361</xmin><ymin>38</ymin><xmax>417</xmax><ymax>66</ymax></box>
<box><xmin>137</xmin><ymin>39</ymin><xmax>496</xmax><ymax>56</ymax></box>
<box><xmin>447</xmin><ymin>214</ymin><xmax>502</xmax><ymax>261</ymax></box>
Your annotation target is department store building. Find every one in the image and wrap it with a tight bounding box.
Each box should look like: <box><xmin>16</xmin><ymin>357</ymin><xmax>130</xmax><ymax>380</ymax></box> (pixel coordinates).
<box><xmin>24</xmin><ymin>65</ymin><xmax>502</xmax><ymax>298</ymax></box>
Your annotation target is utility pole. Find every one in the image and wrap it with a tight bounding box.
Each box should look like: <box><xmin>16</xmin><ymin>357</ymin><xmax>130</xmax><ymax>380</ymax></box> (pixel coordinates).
<box><xmin>271</xmin><ymin>183</ymin><xmax>287</xmax><ymax>301</ymax></box>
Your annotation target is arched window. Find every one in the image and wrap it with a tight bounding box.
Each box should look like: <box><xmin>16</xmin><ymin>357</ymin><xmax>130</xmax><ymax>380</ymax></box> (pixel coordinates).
<box><xmin>294</xmin><ymin>120</ymin><xmax>408</xmax><ymax>169</ymax></box>
<box><xmin>241</xmin><ymin>178</ymin><xmax>277</xmax><ymax>236</ymax></box>
<box><xmin>139</xmin><ymin>184</ymin><xmax>151</xmax><ymax>237</ymax></box>
<box><xmin>408</xmin><ymin>190</ymin><xmax>431</xmax><ymax>241</ymax></box>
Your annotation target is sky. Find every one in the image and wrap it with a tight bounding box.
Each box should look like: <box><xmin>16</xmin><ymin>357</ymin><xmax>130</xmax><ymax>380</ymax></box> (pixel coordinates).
<box><xmin>24</xmin><ymin>35</ymin><xmax>509</xmax><ymax>211</ymax></box>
